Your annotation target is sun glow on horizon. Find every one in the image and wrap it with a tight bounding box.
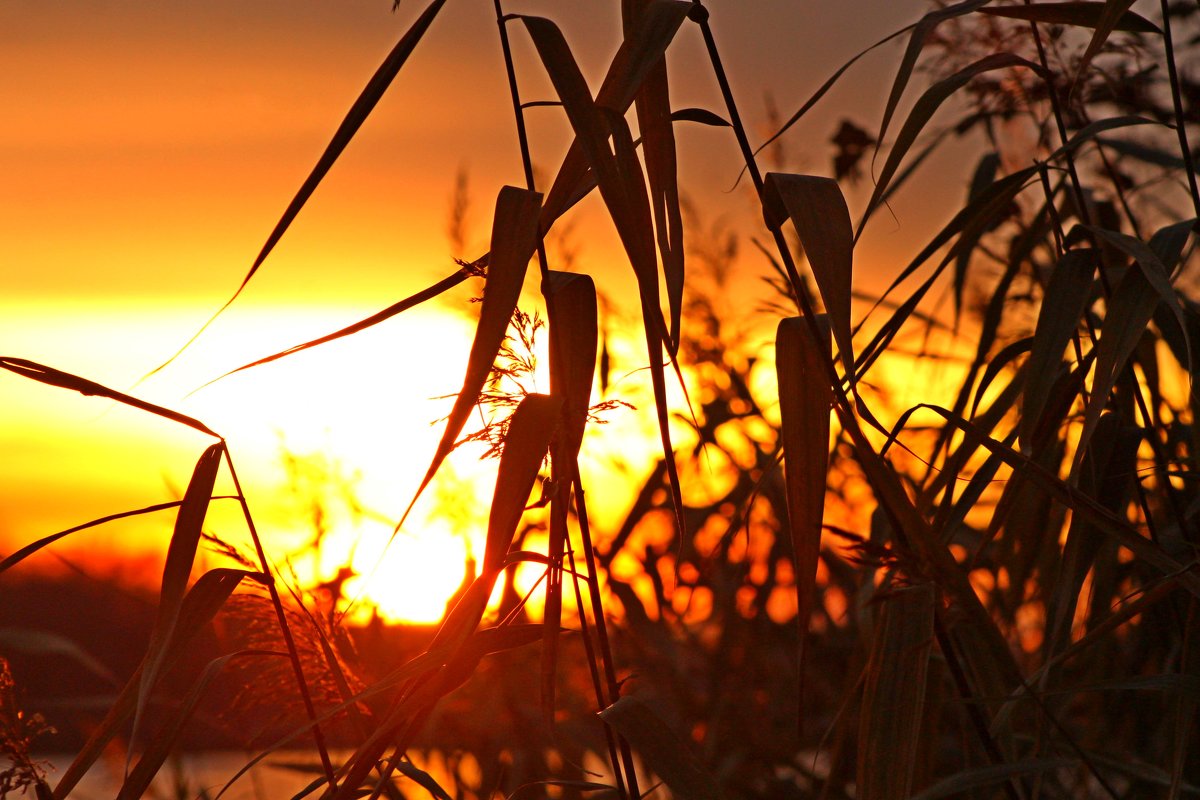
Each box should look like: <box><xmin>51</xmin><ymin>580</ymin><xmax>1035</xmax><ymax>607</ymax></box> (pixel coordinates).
<box><xmin>1</xmin><ymin>285</ymin><xmax>676</xmax><ymax>625</ymax></box>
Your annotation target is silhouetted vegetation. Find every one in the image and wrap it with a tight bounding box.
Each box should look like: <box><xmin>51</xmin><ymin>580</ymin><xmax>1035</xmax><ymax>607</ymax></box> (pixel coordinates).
<box><xmin>4</xmin><ymin>1</ymin><xmax>1200</xmax><ymax>798</ymax></box>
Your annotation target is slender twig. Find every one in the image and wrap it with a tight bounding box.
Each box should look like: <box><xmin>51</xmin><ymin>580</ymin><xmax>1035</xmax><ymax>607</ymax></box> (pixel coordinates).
<box><xmin>494</xmin><ymin>0</ymin><xmax>551</xmax><ymax>283</ymax></box>
<box><xmin>1022</xmin><ymin>2</ymin><xmax>1095</xmax><ymax>234</ymax></box>
<box><xmin>222</xmin><ymin>446</ymin><xmax>337</xmax><ymax>791</ymax></box>
<box><xmin>1160</xmin><ymin>0</ymin><xmax>1200</xmax><ymax>220</ymax></box>
<box><xmin>574</xmin><ymin>476</ymin><xmax>641</xmax><ymax>800</ymax></box>
<box><xmin>933</xmin><ymin>613</ymin><xmax>1025</xmax><ymax>800</ymax></box>
<box><xmin>565</xmin><ymin>529</ymin><xmax>630</xmax><ymax>800</ymax></box>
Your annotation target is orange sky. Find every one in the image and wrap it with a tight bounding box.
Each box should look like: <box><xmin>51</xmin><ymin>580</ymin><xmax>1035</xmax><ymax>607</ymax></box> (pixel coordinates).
<box><xmin>1</xmin><ymin>0</ymin><xmax>970</xmax><ymax>621</ymax></box>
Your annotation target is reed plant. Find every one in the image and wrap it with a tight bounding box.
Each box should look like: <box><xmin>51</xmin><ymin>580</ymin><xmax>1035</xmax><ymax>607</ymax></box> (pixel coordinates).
<box><xmin>4</xmin><ymin>1</ymin><xmax>1200</xmax><ymax>797</ymax></box>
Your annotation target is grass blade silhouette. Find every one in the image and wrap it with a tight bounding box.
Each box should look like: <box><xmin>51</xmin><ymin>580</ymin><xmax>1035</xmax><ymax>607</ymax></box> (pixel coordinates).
<box><xmin>858</xmin><ymin>53</ymin><xmax>1044</xmax><ymax>240</ymax></box>
<box><xmin>775</xmin><ymin>315</ymin><xmax>831</xmax><ymax>727</ymax></box>
<box><xmin>0</xmin><ymin>357</ymin><xmax>218</xmax><ymax>438</ymax></box>
<box><xmin>522</xmin><ymin>12</ymin><xmax>688</xmax><ymax>544</ymax></box>
<box><xmin>980</xmin><ymin>2</ymin><xmax>1160</xmax><ymax>33</ymax></box>
<box><xmin>1020</xmin><ymin>249</ymin><xmax>1097</xmax><ymax>452</ymax></box>
<box><xmin>141</xmin><ymin>0</ymin><xmax>450</xmax><ymax>381</ymax></box>
<box><xmin>129</xmin><ymin>443</ymin><xmax>225</xmax><ymax>772</ymax></box>
<box><xmin>543</xmin><ymin>271</ymin><xmax>598</xmax><ymax>729</ymax></box>
<box><xmin>600</xmin><ymin>696</ymin><xmax>724</xmax><ymax>800</ymax></box>
<box><xmin>202</xmin><ymin>262</ymin><xmax>479</xmax><ymax>387</ymax></box>
<box><xmin>764</xmin><ymin>175</ymin><xmax>854</xmax><ymax>377</ymax></box>
<box><xmin>404</xmin><ymin>186</ymin><xmax>542</xmax><ymax>528</ymax></box>
<box><xmin>54</xmin><ymin>568</ymin><xmax>261</xmax><ymax>798</ymax></box>
<box><xmin>856</xmin><ymin>583</ymin><xmax>935</xmax><ymax>800</ymax></box>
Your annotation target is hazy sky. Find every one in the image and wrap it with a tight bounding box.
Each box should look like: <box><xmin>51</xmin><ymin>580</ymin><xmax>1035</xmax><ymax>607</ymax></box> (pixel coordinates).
<box><xmin>1</xmin><ymin>0</ymin><xmax>966</xmax><ymax>613</ymax></box>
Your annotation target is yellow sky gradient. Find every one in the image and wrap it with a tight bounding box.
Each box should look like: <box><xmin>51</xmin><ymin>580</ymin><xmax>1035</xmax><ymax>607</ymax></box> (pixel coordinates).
<box><xmin>2</xmin><ymin>0</ymin><xmax>969</xmax><ymax>620</ymax></box>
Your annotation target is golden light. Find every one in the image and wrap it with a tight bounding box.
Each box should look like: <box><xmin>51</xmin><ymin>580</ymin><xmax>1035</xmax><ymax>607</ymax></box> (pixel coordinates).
<box><xmin>344</xmin><ymin>523</ymin><xmax>474</xmax><ymax>625</ymax></box>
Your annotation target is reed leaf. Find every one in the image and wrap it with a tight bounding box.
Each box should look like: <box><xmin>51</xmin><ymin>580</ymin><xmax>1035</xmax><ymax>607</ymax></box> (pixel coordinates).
<box><xmin>333</xmin><ymin>619</ymin><xmax>546</xmax><ymax>799</ymax></box>
<box><xmin>874</xmin><ymin>0</ymin><xmax>994</xmax><ymax>161</ymax></box>
<box><xmin>544</xmin><ymin>271</ymin><xmax>598</xmax><ymax>727</ymax></box>
<box><xmin>980</xmin><ymin>2</ymin><xmax>1161</xmax><ymax>33</ymax></box>
<box><xmin>142</xmin><ymin>0</ymin><xmax>450</xmax><ymax>379</ymax></box>
<box><xmin>0</xmin><ymin>629</ymin><xmax>118</xmax><ymax>686</ymax></box>
<box><xmin>118</xmin><ymin>649</ymin><xmax>287</xmax><ymax>800</ymax></box>
<box><xmin>858</xmin><ymin>53</ymin><xmax>1044</xmax><ymax>240</ymax></box>
<box><xmin>0</xmin><ymin>500</ymin><xmax>207</xmax><ymax>576</ymax></box>
<box><xmin>54</xmin><ymin>568</ymin><xmax>261</xmax><ymax>798</ymax></box>
<box><xmin>670</xmin><ymin>107</ymin><xmax>729</xmax><ymax>127</ymax></box>
<box><xmin>537</xmin><ymin>1</ymin><xmax>690</xmax><ymax>230</ymax></box>
<box><xmin>205</xmin><ymin>262</ymin><xmax>478</xmax><ymax>385</ymax></box>
<box><xmin>910</xmin><ymin>759</ymin><xmax>1075</xmax><ymax>800</ymax></box>
<box><xmin>970</xmin><ymin>337</ymin><xmax>1032</xmax><ymax>419</ymax></box>
<box><xmin>413</xmin><ymin>186</ymin><xmax>542</xmax><ymax>517</ymax></box>
<box><xmin>1020</xmin><ymin>249</ymin><xmax>1098</xmax><ymax>452</ymax></box>
<box><xmin>1091</xmin><ymin>219</ymin><xmax>1194</xmax><ymax>355</ymax></box>
<box><xmin>484</xmin><ymin>393</ymin><xmax>562</xmax><ymax>573</ymax></box>
<box><xmin>546</xmin><ymin>271</ymin><xmax>598</xmax><ymax>459</ymax></box>
<box><xmin>857</xmin><ymin>583</ymin><xmax>936</xmax><ymax>800</ymax></box>
<box><xmin>954</xmin><ymin>152</ymin><xmax>1003</xmax><ymax>320</ymax></box>
<box><xmin>1070</xmin><ymin>262</ymin><xmax>1158</xmax><ymax>472</ymax></box>
<box><xmin>911</xmin><ymin>403</ymin><xmax>1200</xmax><ymax>596</ymax></box>
<box><xmin>764</xmin><ymin>176</ymin><xmax>854</xmax><ymax>376</ymax></box>
<box><xmin>213</xmin><ymin>623</ymin><xmax>541</xmax><ymax>800</ymax></box>
<box><xmin>839</xmin><ymin>408</ymin><xmax>1025</xmax><ymax>699</ymax></box>
<box><xmin>599</xmin><ymin>696</ymin><xmax>724</xmax><ymax>800</ymax></box>
<box><xmin>1076</xmin><ymin>0</ymin><xmax>1139</xmax><ymax>82</ymax></box>
<box><xmin>775</xmin><ymin>315</ymin><xmax>832</xmax><ymax>719</ymax></box>
<box><xmin>0</xmin><ymin>357</ymin><xmax>218</xmax><ymax>438</ymax></box>
<box><xmin>522</xmin><ymin>12</ymin><xmax>688</xmax><ymax>542</ymax></box>
<box><xmin>130</xmin><ymin>442</ymin><xmax>225</xmax><ymax>766</ymax></box>
<box><xmin>756</xmin><ymin>0</ymin><xmax>990</xmax><ymax>161</ymax></box>
<box><xmin>625</xmin><ymin>0</ymin><xmax>685</xmax><ymax>353</ymax></box>
<box><xmin>858</xmin><ymin>167</ymin><xmax>1037</xmax><ymax>358</ymax></box>
<box><xmin>1171</xmin><ymin>613</ymin><xmax>1200</xmax><ymax>799</ymax></box>
<box><xmin>1046</xmin><ymin>414</ymin><xmax>1141</xmax><ymax>660</ymax></box>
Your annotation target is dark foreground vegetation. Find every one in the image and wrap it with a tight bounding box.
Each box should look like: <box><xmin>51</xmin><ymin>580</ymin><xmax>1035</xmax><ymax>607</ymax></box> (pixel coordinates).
<box><xmin>5</xmin><ymin>1</ymin><xmax>1200</xmax><ymax>797</ymax></box>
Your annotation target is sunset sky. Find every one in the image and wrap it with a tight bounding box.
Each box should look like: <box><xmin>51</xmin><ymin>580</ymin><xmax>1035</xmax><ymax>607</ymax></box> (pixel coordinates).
<box><xmin>1</xmin><ymin>0</ymin><xmax>968</xmax><ymax>621</ymax></box>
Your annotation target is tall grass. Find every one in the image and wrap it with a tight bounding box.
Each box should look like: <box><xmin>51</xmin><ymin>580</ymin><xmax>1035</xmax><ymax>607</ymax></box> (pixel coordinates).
<box><xmin>4</xmin><ymin>0</ymin><xmax>1200</xmax><ymax>797</ymax></box>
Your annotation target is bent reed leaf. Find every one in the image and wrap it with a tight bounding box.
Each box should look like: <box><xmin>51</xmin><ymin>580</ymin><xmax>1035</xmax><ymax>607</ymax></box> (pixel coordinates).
<box><xmin>625</xmin><ymin>0</ymin><xmax>686</xmax><ymax>352</ymax></box>
<box><xmin>484</xmin><ymin>393</ymin><xmax>562</xmax><ymax>574</ymax></box>
<box><xmin>203</xmin><ymin>262</ymin><xmax>478</xmax><ymax>386</ymax></box>
<box><xmin>409</xmin><ymin>186</ymin><xmax>542</xmax><ymax>522</ymax></box>
<box><xmin>522</xmin><ymin>10</ymin><xmax>689</xmax><ymax>543</ymax></box>
<box><xmin>546</xmin><ymin>271</ymin><xmax>598</xmax><ymax>459</ymax></box>
<box><xmin>753</xmin><ymin>0</ymin><xmax>990</xmax><ymax>164</ymax></box>
<box><xmin>858</xmin><ymin>53</ymin><xmax>1045</xmax><ymax>240</ymax></box>
<box><xmin>537</xmin><ymin>1</ymin><xmax>690</xmax><ymax>231</ymax></box>
<box><xmin>0</xmin><ymin>357</ymin><xmax>219</xmax><ymax>438</ymax></box>
<box><xmin>764</xmin><ymin>175</ymin><xmax>854</xmax><ymax>375</ymax></box>
<box><xmin>0</xmin><ymin>499</ymin><xmax>238</xmax><ymax>576</ymax></box>
<box><xmin>670</xmin><ymin>107</ymin><xmax>729</xmax><ymax>127</ymax></box>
